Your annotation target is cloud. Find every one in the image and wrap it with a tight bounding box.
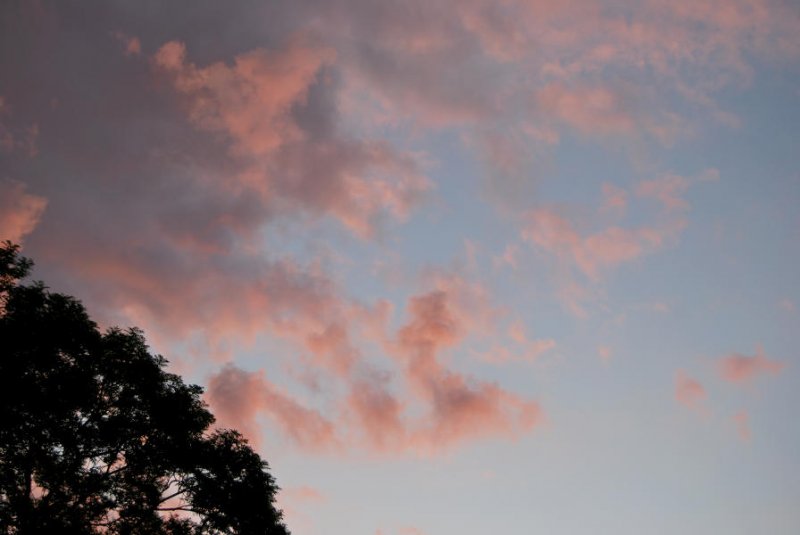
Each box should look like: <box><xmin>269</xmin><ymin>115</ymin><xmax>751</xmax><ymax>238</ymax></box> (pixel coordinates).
<box><xmin>1</xmin><ymin>0</ymin><xmax>796</xmax><ymax>462</ymax></box>
<box><xmin>601</xmin><ymin>183</ymin><xmax>628</xmax><ymax>216</ymax></box>
<box><xmin>536</xmin><ymin>83</ymin><xmax>635</xmax><ymax>136</ymax></box>
<box><xmin>42</xmin><ymin>240</ymin><xmax>357</xmax><ymax>358</ymax></box>
<box><xmin>1</xmin><ymin>15</ymin><xmax>429</xmax><ymax>363</ymax></box>
<box><xmin>717</xmin><ymin>347</ymin><xmax>785</xmax><ymax>384</ymax></box>
<box><xmin>492</xmin><ymin>244</ymin><xmax>521</xmax><ymax>270</ymax></box>
<box><xmin>733</xmin><ymin>410</ymin><xmax>751</xmax><ymax>441</ymax></box>
<box><xmin>277</xmin><ymin>485</ymin><xmax>326</xmax><ymax>533</ymax></box>
<box><xmin>520</xmin><ymin>174</ymin><xmax>698</xmax><ymax>316</ymax></box>
<box><xmin>304</xmin><ymin>322</ymin><xmax>360</xmax><ymax>377</ymax></box>
<box><xmin>112</xmin><ymin>31</ymin><xmax>141</xmax><ymax>56</ymax></box>
<box><xmin>391</xmin><ymin>283</ymin><xmax>542</xmax><ymax>452</ymax></box>
<box><xmin>636</xmin><ymin>174</ymin><xmax>691</xmax><ymax>212</ymax></box>
<box><xmin>207</xmin><ymin>364</ymin><xmax>338</xmax><ymax>451</ymax></box>
<box><xmin>344</xmin><ymin>373</ymin><xmax>408</xmax><ymax>451</ymax></box>
<box><xmin>208</xmin><ymin>281</ymin><xmax>544</xmax><ymax>456</ymax></box>
<box><xmin>154</xmin><ymin>38</ymin><xmax>431</xmax><ymax>238</ymax></box>
<box><xmin>675</xmin><ymin>370</ymin><xmax>707</xmax><ymax>411</ymax></box>
<box><xmin>481</xmin><ymin>321</ymin><xmax>556</xmax><ymax>364</ymax></box>
<box><xmin>154</xmin><ymin>38</ymin><xmax>334</xmax><ymax>157</ymax></box>
<box><xmin>523</xmin><ymin>206</ymin><xmax>682</xmax><ymax>281</ymax></box>
<box><xmin>305</xmin><ymin>276</ymin><xmax>545</xmax><ymax>456</ymax></box>
<box><xmin>0</xmin><ymin>180</ymin><xmax>47</xmax><ymax>243</ymax></box>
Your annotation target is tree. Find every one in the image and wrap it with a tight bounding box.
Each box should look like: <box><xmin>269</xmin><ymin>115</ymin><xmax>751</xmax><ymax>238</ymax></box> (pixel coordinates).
<box><xmin>0</xmin><ymin>242</ymin><xmax>290</xmax><ymax>534</ymax></box>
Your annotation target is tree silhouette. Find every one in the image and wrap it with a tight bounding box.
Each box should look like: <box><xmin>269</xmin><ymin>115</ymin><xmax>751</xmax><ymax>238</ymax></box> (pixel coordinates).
<box><xmin>0</xmin><ymin>242</ymin><xmax>290</xmax><ymax>534</ymax></box>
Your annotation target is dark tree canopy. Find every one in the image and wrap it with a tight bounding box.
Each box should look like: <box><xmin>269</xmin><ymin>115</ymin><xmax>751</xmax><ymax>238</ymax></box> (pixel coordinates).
<box><xmin>0</xmin><ymin>242</ymin><xmax>290</xmax><ymax>535</ymax></box>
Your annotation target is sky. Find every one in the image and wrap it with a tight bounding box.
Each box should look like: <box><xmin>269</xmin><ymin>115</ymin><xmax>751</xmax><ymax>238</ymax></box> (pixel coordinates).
<box><xmin>1</xmin><ymin>1</ymin><xmax>799</xmax><ymax>533</ymax></box>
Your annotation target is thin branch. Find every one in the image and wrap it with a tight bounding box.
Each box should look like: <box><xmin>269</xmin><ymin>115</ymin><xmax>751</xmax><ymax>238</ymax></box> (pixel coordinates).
<box><xmin>158</xmin><ymin>488</ymin><xmax>187</xmax><ymax>504</ymax></box>
<box><xmin>156</xmin><ymin>506</ymin><xmax>196</xmax><ymax>513</ymax></box>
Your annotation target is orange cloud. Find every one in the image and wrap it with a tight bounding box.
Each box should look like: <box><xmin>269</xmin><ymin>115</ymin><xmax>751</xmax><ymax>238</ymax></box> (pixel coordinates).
<box><xmin>481</xmin><ymin>321</ymin><xmax>556</xmax><ymax>364</ymax></box>
<box><xmin>304</xmin><ymin>322</ymin><xmax>359</xmax><ymax>378</ymax></box>
<box><xmin>717</xmin><ymin>347</ymin><xmax>785</xmax><ymax>384</ymax></box>
<box><xmin>675</xmin><ymin>370</ymin><xmax>707</xmax><ymax>411</ymax></box>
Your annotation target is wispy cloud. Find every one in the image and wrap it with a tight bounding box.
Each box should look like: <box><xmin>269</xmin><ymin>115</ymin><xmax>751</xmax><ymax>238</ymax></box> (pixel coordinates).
<box><xmin>675</xmin><ymin>370</ymin><xmax>708</xmax><ymax>412</ymax></box>
<box><xmin>717</xmin><ymin>347</ymin><xmax>785</xmax><ymax>385</ymax></box>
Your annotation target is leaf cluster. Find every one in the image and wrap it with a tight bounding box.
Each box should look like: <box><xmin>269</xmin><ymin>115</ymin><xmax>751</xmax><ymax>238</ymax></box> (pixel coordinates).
<box><xmin>0</xmin><ymin>242</ymin><xmax>290</xmax><ymax>535</ymax></box>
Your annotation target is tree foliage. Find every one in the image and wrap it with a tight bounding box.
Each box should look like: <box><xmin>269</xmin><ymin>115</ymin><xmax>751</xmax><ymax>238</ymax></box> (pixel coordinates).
<box><xmin>0</xmin><ymin>242</ymin><xmax>290</xmax><ymax>534</ymax></box>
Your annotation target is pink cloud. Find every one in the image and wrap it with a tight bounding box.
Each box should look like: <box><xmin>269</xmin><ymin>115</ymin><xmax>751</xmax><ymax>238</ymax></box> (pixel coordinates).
<box><xmin>523</xmin><ymin>207</ymin><xmax>581</xmax><ymax>254</ymax></box>
<box><xmin>327</xmin><ymin>0</ymin><xmax>800</xmax><ymax>176</ymax></box>
<box><xmin>277</xmin><ymin>485</ymin><xmax>326</xmax><ymax>533</ymax></box>
<box><xmin>413</xmin><ymin>371</ymin><xmax>541</xmax><ymax>450</ymax></box>
<box><xmin>344</xmin><ymin>375</ymin><xmax>408</xmax><ymax>452</ymax></box>
<box><xmin>601</xmin><ymin>183</ymin><xmax>628</xmax><ymax>215</ymax></box>
<box><xmin>49</xmin><ymin>243</ymin><xmax>350</xmax><ymax>354</ymax></box>
<box><xmin>536</xmin><ymin>83</ymin><xmax>636</xmax><ymax>136</ymax></box>
<box><xmin>675</xmin><ymin>370</ymin><xmax>707</xmax><ymax>411</ymax></box>
<box><xmin>112</xmin><ymin>31</ymin><xmax>141</xmax><ymax>56</ymax></box>
<box><xmin>523</xmin><ymin>207</ymin><xmax>679</xmax><ymax>280</ymax></box>
<box><xmin>717</xmin><ymin>347</ymin><xmax>785</xmax><ymax>384</ymax></box>
<box><xmin>481</xmin><ymin>321</ymin><xmax>556</xmax><ymax>364</ymax></box>
<box><xmin>392</xmin><ymin>285</ymin><xmax>542</xmax><ymax>452</ymax></box>
<box><xmin>3</xmin><ymin>0</ymin><xmax>795</xmax><ymax>464</ymax></box>
<box><xmin>280</xmin><ymin>485</ymin><xmax>325</xmax><ymax>504</ymax></box>
<box><xmin>397</xmin><ymin>290</ymin><xmax>462</xmax><ymax>362</ymax></box>
<box><xmin>204</xmin><ymin>279</ymin><xmax>543</xmax><ymax>456</ymax></box>
<box><xmin>521</xmin><ymin>175</ymin><xmax>695</xmax><ymax>295</ymax></box>
<box><xmin>0</xmin><ymin>180</ymin><xmax>47</xmax><ymax>243</ymax></box>
<box><xmin>288</xmin><ymin>275</ymin><xmax>545</xmax><ymax>456</ymax></box>
<box><xmin>733</xmin><ymin>410</ymin><xmax>751</xmax><ymax>441</ymax></box>
<box><xmin>154</xmin><ymin>39</ymin><xmax>431</xmax><ymax>238</ymax></box>
<box><xmin>578</xmin><ymin>226</ymin><xmax>650</xmax><ymax>276</ymax></box>
<box><xmin>304</xmin><ymin>322</ymin><xmax>359</xmax><ymax>377</ymax></box>
<box><xmin>154</xmin><ymin>38</ymin><xmax>334</xmax><ymax>156</ymax></box>
<box><xmin>493</xmin><ymin>244</ymin><xmax>520</xmax><ymax>270</ymax></box>
<box><xmin>207</xmin><ymin>365</ymin><xmax>338</xmax><ymax>451</ymax></box>
<box><xmin>637</xmin><ymin>174</ymin><xmax>691</xmax><ymax>212</ymax></box>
